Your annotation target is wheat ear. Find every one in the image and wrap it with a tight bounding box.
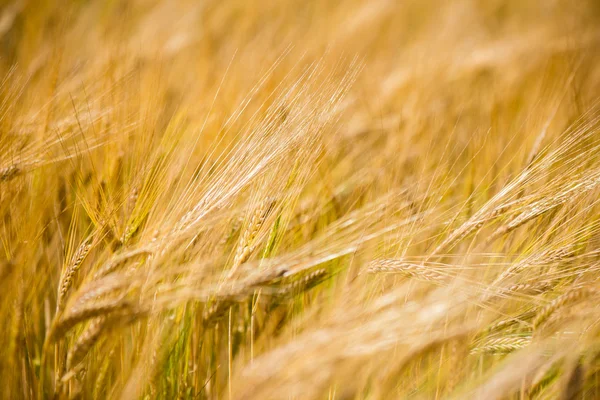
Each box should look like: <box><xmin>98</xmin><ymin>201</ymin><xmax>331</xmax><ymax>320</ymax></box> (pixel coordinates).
<box><xmin>367</xmin><ymin>259</ymin><xmax>446</xmax><ymax>283</ymax></box>
<box><xmin>471</xmin><ymin>335</ymin><xmax>531</xmax><ymax>355</ymax></box>
<box><xmin>57</xmin><ymin>236</ymin><xmax>94</xmax><ymax>313</ymax></box>
<box><xmin>229</xmin><ymin>199</ymin><xmax>276</xmax><ymax>276</ymax></box>
<box><xmin>533</xmin><ymin>287</ymin><xmax>597</xmax><ymax>329</ymax></box>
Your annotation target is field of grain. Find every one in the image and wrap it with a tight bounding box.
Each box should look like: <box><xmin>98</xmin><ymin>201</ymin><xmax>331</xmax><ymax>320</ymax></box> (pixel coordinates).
<box><xmin>2</xmin><ymin>1</ymin><xmax>600</xmax><ymax>398</ymax></box>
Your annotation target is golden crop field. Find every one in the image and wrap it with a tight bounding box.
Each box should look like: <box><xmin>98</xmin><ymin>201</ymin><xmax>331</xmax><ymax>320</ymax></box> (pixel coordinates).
<box><xmin>1</xmin><ymin>0</ymin><xmax>600</xmax><ymax>398</ymax></box>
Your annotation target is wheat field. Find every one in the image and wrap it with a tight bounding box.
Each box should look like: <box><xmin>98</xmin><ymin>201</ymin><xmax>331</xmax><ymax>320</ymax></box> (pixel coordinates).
<box><xmin>2</xmin><ymin>0</ymin><xmax>600</xmax><ymax>399</ymax></box>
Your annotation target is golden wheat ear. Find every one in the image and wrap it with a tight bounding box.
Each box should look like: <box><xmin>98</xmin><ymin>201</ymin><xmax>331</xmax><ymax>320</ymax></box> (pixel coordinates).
<box><xmin>56</xmin><ymin>235</ymin><xmax>95</xmax><ymax>314</ymax></box>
